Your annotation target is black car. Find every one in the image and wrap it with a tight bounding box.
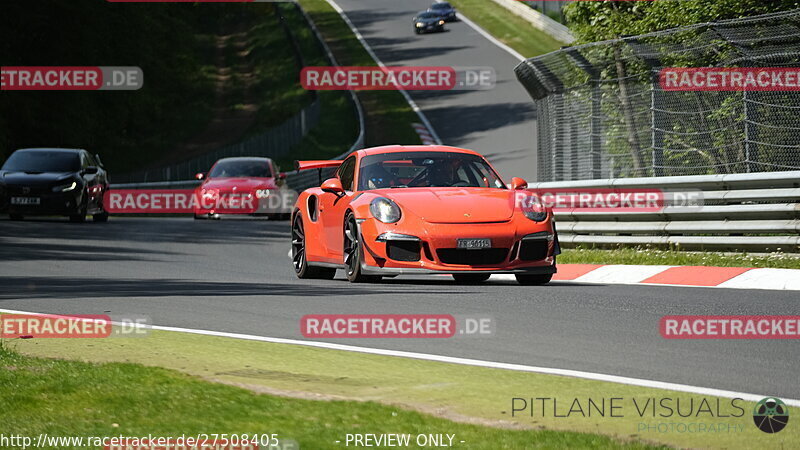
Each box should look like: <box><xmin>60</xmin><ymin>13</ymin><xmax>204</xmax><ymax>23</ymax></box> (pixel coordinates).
<box><xmin>0</xmin><ymin>148</ymin><xmax>109</xmax><ymax>222</ymax></box>
<box><xmin>428</xmin><ymin>1</ymin><xmax>457</xmax><ymax>22</ymax></box>
<box><xmin>413</xmin><ymin>11</ymin><xmax>446</xmax><ymax>34</ymax></box>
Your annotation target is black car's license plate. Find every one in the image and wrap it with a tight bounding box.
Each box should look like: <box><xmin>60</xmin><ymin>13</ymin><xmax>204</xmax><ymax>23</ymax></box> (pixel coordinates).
<box><xmin>10</xmin><ymin>197</ymin><xmax>41</xmax><ymax>205</ymax></box>
<box><xmin>457</xmin><ymin>238</ymin><xmax>491</xmax><ymax>249</ymax></box>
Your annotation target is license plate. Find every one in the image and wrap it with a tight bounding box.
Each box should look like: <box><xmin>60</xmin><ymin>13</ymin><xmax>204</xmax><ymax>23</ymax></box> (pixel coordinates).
<box><xmin>11</xmin><ymin>197</ymin><xmax>41</xmax><ymax>205</ymax></box>
<box><xmin>457</xmin><ymin>238</ymin><xmax>491</xmax><ymax>249</ymax></box>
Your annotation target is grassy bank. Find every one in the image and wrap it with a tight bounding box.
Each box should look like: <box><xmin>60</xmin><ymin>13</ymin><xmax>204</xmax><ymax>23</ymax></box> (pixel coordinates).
<box><xmin>1</xmin><ymin>346</ymin><xmax>658</xmax><ymax>449</ymax></box>
<box><xmin>5</xmin><ymin>322</ymin><xmax>796</xmax><ymax>449</ymax></box>
<box><xmin>0</xmin><ymin>2</ymin><xmax>343</xmax><ymax>176</ymax></box>
<box><xmin>272</xmin><ymin>3</ymin><xmax>360</xmax><ymax>171</ymax></box>
<box><xmin>559</xmin><ymin>246</ymin><xmax>800</xmax><ymax>269</ymax></box>
<box><xmin>296</xmin><ymin>0</ymin><xmax>423</xmax><ymax>149</ymax></box>
<box><xmin>448</xmin><ymin>0</ymin><xmax>566</xmax><ymax>57</ymax></box>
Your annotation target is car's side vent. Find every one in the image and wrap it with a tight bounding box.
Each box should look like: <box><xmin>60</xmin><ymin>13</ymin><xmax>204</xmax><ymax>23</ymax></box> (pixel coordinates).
<box><xmin>307</xmin><ymin>195</ymin><xmax>318</xmax><ymax>222</ymax></box>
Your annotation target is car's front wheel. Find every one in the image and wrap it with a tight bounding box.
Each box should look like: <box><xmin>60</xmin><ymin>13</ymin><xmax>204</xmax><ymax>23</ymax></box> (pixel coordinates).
<box><xmin>515</xmin><ymin>273</ymin><xmax>553</xmax><ymax>285</ymax></box>
<box><xmin>292</xmin><ymin>213</ymin><xmax>335</xmax><ymax>280</ymax></box>
<box><xmin>452</xmin><ymin>273</ymin><xmax>490</xmax><ymax>284</ymax></box>
<box><xmin>344</xmin><ymin>214</ymin><xmax>381</xmax><ymax>283</ymax></box>
<box><xmin>69</xmin><ymin>195</ymin><xmax>87</xmax><ymax>222</ymax></box>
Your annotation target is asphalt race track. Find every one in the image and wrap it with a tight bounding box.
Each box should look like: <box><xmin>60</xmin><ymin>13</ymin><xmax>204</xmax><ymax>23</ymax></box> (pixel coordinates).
<box><xmin>2</xmin><ymin>217</ymin><xmax>798</xmax><ymax>400</ymax></box>
<box><xmin>332</xmin><ymin>0</ymin><xmax>539</xmax><ymax>180</ymax></box>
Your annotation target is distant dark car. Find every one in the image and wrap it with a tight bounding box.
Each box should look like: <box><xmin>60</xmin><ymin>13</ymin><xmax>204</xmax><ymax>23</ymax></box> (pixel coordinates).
<box><xmin>413</xmin><ymin>11</ymin><xmax>446</xmax><ymax>34</ymax></box>
<box><xmin>0</xmin><ymin>148</ymin><xmax>109</xmax><ymax>222</ymax></box>
<box><xmin>428</xmin><ymin>2</ymin><xmax>457</xmax><ymax>22</ymax></box>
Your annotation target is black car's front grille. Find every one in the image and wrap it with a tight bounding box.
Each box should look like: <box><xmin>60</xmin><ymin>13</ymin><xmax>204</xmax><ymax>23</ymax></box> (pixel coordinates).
<box><xmin>6</xmin><ymin>185</ymin><xmax>49</xmax><ymax>195</ymax></box>
<box><xmin>519</xmin><ymin>240</ymin><xmax>549</xmax><ymax>261</ymax></box>
<box><xmin>437</xmin><ymin>248</ymin><xmax>509</xmax><ymax>265</ymax></box>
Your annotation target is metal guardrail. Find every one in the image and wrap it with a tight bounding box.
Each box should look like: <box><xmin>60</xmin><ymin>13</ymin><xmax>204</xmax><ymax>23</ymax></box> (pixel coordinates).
<box><xmin>114</xmin><ymin>99</ymin><xmax>322</xmax><ymax>184</ymax></box>
<box><xmin>532</xmin><ymin>171</ymin><xmax>800</xmax><ymax>252</ymax></box>
<box><xmin>111</xmin><ymin>180</ymin><xmax>200</xmax><ymax>189</ymax></box>
<box><xmin>491</xmin><ymin>0</ymin><xmax>574</xmax><ymax>43</ymax></box>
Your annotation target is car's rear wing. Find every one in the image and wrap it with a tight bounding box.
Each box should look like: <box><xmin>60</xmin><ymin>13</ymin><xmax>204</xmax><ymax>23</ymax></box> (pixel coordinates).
<box><xmin>294</xmin><ymin>160</ymin><xmax>343</xmax><ymax>171</ymax></box>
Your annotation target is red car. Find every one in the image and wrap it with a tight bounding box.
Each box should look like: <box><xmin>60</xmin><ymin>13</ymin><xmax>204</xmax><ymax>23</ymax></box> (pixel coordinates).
<box><xmin>194</xmin><ymin>157</ymin><xmax>291</xmax><ymax>220</ymax></box>
<box><xmin>290</xmin><ymin>145</ymin><xmax>559</xmax><ymax>284</ymax></box>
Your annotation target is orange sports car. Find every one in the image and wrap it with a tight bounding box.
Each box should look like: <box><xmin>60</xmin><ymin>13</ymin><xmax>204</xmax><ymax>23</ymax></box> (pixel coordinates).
<box><xmin>290</xmin><ymin>145</ymin><xmax>559</xmax><ymax>284</ymax></box>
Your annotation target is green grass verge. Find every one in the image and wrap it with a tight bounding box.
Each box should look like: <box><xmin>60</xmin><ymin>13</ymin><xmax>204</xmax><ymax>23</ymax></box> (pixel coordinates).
<box><xmin>559</xmin><ymin>246</ymin><xmax>800</xmax><ymax>269</ymax></box>
<box><xmin>5</xmin><ymin>324</ymin><xmax>796</xmax><ymax>449</ymax></box>
<box><xmin>296</xmin><ymin>0</ymin><xmax>423</xmax><ymax>149</ymax></box>
<box><xmin>448</xmin><ymin>0</ymin><xmax>566</xmax><ymax>58</ymax></box>
<box><xmin>0</xmin><ymin>346</ymin><xmax>658</xmax><ymax>450</ymax></box>
<box><xmin>273</xmin><ymin>3</ymin><xmax>360</xmax><ymax>171</ymax></box>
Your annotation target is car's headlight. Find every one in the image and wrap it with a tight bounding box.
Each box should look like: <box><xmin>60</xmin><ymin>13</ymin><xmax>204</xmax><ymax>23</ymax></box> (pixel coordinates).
<box><xmin>370</xmin><ymin>197</ymin><xmax>401</xmax><ymax>223</ymax></box>
<box><xmin>416</xmin><ymin>22</ymin><xmax>424</xmax><ymax>27</ymax></box>
<box><xmin>52</xmin><ymin>181</ymin><xmax>77</xmax><ymax>192</ymax></box>
<box><xmin>522</xmin><ymin>195</ymin><xmax>548</xmax><ymax>222</ymax></box>
<box><xmin>438</xmin><ymin>20</ymin><xmax>445</xmax><ymax>25</ymax></box>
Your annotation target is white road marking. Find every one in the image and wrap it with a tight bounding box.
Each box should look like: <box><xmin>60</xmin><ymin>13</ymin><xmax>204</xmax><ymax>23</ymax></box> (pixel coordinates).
<box><xmin>718</xmin><ymin>268</ymin><xmax>800</xmax><ymax>290</ymax></box>
<box><xmin>2</xmin><ymin>307</ymin><xmax>797</xmax><ymax>407</ymax></box>
<box><xmin>573</xmin><ymin>265</ymin><xmax>676</xmax><ymax>284</ymax></box>
<box><xmin>324</xmin><ymin>0</ymin><xmax>443</xmax><ymax>145</ymax></box>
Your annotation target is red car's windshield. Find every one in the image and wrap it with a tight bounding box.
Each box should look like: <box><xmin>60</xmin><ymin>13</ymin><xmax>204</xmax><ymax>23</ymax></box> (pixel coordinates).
<box><xmin>358</xmin><ymin>152</ymin><xmax>505</xmax><ymax>190</ymax></box>
<box><xmin>209</xmin><ymin>159</ymin><xmax>272</xmax><ymax>178</ymax></box>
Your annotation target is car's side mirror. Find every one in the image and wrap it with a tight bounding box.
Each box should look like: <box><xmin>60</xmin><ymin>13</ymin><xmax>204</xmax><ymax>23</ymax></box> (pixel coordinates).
<box><xmin>83</xmin><ymin>166</ymin><xmax>99</xmax><ymax>175</ymax></box>
<box><xmin>510</xmin><ymin>177</ymin><xmax>528</xmax><ymax>190</ymax></box>
<box><xmin>321</xmin><ymin>178</ymin><xmax>344</xmax><ymax>196</ymax></box>
<box><xmin>277</xmin><ymin>172</ymin><xmax>287</xmax><ymax>180</ymax></box>
<box><xmin>195</xmin><ymin>172</ymin><xmax>206</xmax><ymax>180</ymax></box>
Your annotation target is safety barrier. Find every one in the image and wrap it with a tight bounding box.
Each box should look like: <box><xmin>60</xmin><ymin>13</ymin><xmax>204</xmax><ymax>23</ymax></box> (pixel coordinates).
<box><xmin>529</xmin><ymin>171</ymin><xmax>800</xmax><ymax>252</ymax></box>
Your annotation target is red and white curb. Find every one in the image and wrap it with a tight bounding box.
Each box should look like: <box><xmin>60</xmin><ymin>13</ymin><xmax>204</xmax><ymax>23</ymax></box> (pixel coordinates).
<box><xmin>498</xmin><ymin>264</ymin><xmax>800</xmax><ymax>290</ymax></box>
<box><xmin>412</xmin><ymin>122</ymin><xmax>437</xmax><ymax>145</ymax></box>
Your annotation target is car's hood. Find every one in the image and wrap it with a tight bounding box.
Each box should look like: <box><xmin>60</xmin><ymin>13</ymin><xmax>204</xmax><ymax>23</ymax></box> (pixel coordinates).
<box><xmin>376</xmin><ymin>188</ymin><xmax>514</xmax><ymax>223</ymax></box>
<box><xmin>200</xmin><ymin>177</ymin><xmax>275</xmax><ymax>191</ymax></box>
<box><xmin>0</xmin><ymin>171</ymin><xmax>75</xmax><ymax>185</ymax></box>
<box><xmin>417</xmin><ymin>17</ymin><xmax>442</xmax><ymax>23</ymax></box>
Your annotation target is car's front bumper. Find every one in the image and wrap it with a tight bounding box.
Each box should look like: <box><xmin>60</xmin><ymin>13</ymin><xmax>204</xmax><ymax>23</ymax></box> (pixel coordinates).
<box><xmin>357</xmin><ymin>217</ymin><xmax>557</xmax><ymax>275</ymax></box>
<box><xmin>418</xmin><ymin>23</ymin><xmax>444</xmax><ymax>32</ymax></box>
<box><xmin>2</xmin><ymin>190</ymin><xmax>83</xmax><ymax>215</ymax></box>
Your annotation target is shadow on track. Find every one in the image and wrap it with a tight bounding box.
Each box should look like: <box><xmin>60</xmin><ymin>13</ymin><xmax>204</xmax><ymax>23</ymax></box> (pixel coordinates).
<box><xmin>0</xmin><ymin>276</ymin><xmax>469</xmax><ymax>300</ymax></box>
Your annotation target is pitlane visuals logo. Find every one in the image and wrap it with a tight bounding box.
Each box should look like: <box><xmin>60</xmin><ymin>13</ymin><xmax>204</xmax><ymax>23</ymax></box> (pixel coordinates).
<box><xmin>753</xmin><ymin>397</ymin><xmax>789</xmax><ymax>433</ymax></box>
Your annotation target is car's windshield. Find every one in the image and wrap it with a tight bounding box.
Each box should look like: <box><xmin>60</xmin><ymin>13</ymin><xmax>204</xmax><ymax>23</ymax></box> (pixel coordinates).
<box><xmin>209</xmin><ymin>160</ymin><xmax>272</xmax><ymax>178</ymax></box>
<box><xmin>358</xmin><ymin>151</ymin><xmax>505</xmax><ymax>190</ymax></box>
<box><xmin>418</xmin><ymin>12</ymin><xmax>439</xmax><ymax>19</ymax></box>
<box><xmin>1</xmin><ymin>151</ymin><xmax>81</xmax><ymax>173</ymax></box>
<box><xmin>431</xmin><ymin>3</ymin><xmax>451</xmax><ymax>9</ymax></box>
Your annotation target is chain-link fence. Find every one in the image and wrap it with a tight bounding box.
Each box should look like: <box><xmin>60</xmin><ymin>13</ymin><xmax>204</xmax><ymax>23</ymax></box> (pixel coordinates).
<box><xmin>515</xmin><ymin>9</ymin><xmax>800</xmax><ymax>182</ymax></box>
